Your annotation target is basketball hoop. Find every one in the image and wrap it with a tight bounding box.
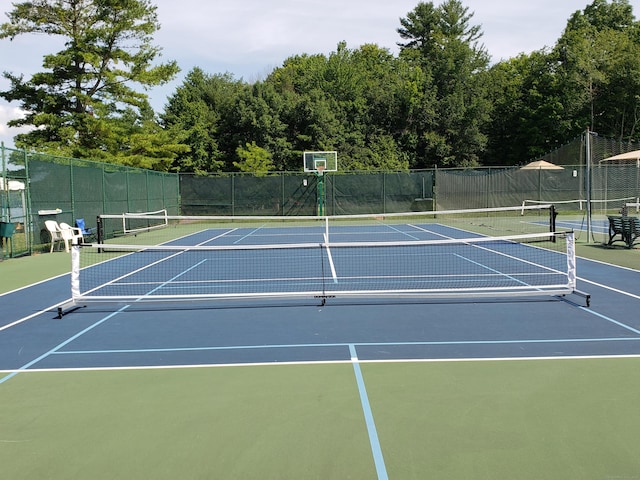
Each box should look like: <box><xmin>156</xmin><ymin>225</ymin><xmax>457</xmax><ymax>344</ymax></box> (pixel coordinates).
<box><xmin>304</xmin><ymin>152</ymin><xmax>337</xmax><ymax>174</ymax></box>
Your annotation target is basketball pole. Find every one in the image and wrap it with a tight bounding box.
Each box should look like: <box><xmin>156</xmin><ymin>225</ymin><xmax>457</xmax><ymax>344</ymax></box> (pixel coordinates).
<box><xmin>303</xmin><ymin>152</ymin><xmax>335</xmax><ymax>216</ymax></box>
<box><xmin>316</xmin><ymin>168</ymin><xmax>325</xmax><ymax>216</ymax></box>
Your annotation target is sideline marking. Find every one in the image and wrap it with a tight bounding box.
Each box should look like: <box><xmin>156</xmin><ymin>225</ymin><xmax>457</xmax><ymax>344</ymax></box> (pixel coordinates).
<box><xmin>0</xmin><ymin>300</ymin><xmax>69</xmax><ymax>332</ymax></box>
<box><xmin>579</xmin><ymin>306</ymin><xmax>640</xmax><ymax>335</ymax></box>
<box><xmin>3</xmin><ymin>353</ymin><xmax>640</xmax><ymax>375</ymax></box>
<box><xmin>578</xmin><ymin>276</ymin><xmax>640</xmax><ymax>300</ymax></box>
<box><xmin>349</xmin><ymin>344</ymin><xmax>388</xmax><ymax>480</ymax></box>
<box><xmin>51</xmin><ymin>335</ymin><xmax>640</xmax><ymax>356</ymax></box>
<box><xmin>323</xmin><ymin>234</ymin><xmax>338</xmax><ymax>283</ymax></box>
<box><xmin>0</xmin><ymin>305</ymin><xmax>130</xmax><ymax>384</ymax></box>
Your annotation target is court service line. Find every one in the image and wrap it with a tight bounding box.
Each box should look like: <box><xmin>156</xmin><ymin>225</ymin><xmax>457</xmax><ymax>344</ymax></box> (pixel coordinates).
<box><xmin>385</xmin><ymin>224</ymin><xmax>420</xmax><ymax>240</ymax></box>
<box><xmin>234</xmin><ymin>225</ymin><xmax>264</xmax><ymax>244</ymax></box>
<box><xmin>349</xmin><ymin>344</ymin><xmax>388</xmax><ymax>480</ymax></box>
<box><xmin>453</xmin><ymin>253</ymin><xmax>534</xmax><ymax>289</ymax></box>
<box><xmin>0</xmin><ymin>305</ymin><xmax>130</xmax><ymax>385</ymax></box>
<box><xmin>323</xmin><ymin>234</ymin><xmax>338</xmax><ymax>283</ymax></box>
<box><xmin>0</xmin><ymin>259</ymin><xmax>211</xmax><ymax>384</ymax></box>
<box><xmin>4</xmin><ymin>353</ymin><xmax>640</xmax><ymax>376</ymax></box>
<box><xmin>578</xmin><ymin>276</ymin><xmax>640</xmax><ymax>300</ymax></box>
<box><xmin>80</xmin><ymin>229</ymin><xmax>235</xmax><ymax>298</ymax></box>
<box><xmin>578</xmin><ymin>306</ymin><xmax>640</xmax><ymax>335</ymax></box>
<box><xmin>573</xmin><ymin>277</ymin><xmax>640</xmax><ymax>334</ymax></box>
<box><xmin>52</xmin><ymin>335</ymin><xmax>640</xmax><ymax>356</ymax></box>
<box><xmin>0</xmin><ymin>299</ymin><xmax>69</xmax><ymax>332</ymax></box>
<box><xmin>1</xmin><ymin>229</ymin><xmax>234</xmax><ymax>333</ymax></box>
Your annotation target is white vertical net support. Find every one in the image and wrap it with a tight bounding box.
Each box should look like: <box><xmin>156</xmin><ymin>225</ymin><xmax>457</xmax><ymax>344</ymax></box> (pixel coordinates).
<box><xmin>566</xmin><ymin>231</ymin><xmax>576</xmax><ymax>290</ymax></box>
<box><xmin>71</xmin><ymin>244</ymin><xmax>81</xmax><ymax>300</ymax></box>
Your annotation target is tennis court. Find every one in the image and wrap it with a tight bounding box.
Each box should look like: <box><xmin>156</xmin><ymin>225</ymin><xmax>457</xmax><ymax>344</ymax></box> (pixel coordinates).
<box><xmin>1</xmin><ymin>207</ymin><xmax>640</xmax><ymax>479</ymax></box>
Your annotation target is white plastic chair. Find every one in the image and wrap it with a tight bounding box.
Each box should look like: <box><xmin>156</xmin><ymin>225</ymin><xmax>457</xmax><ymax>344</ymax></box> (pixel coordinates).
<box><xmin>44</xmin><ymin>220</ymin><xmax>65</xmax><ymax>253</ymax></box>
<box><xmin>59</xmin><ymin>222</ymin><xmax>83</xmax><ymax>252</ymax></box>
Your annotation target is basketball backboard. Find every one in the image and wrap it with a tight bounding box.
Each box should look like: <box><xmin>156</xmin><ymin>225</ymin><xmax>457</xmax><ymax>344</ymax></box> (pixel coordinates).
<box><xmin>303</xmin><ymin>151</ymin><xmax>338</xmax><ymax>174</ymax></box>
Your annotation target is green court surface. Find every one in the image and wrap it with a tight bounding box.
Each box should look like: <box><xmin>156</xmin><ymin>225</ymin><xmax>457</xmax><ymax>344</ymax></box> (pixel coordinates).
<box><xmin>1</xmin><ymin>359</ymin><xmax>640</xmax><ymax>480</ymax></box>
<box><xmin>0</xmin><ymin>365</ymin><xmax>375</xmax><ymax>480</ymax></box>
<box><xmin>365</xmin><ymin>358</ymin><xmax>640</xmax><ymax>479</ymax></box>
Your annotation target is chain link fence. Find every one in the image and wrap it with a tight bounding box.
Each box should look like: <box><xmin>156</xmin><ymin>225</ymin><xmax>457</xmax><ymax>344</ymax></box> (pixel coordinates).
<box><xmin>1</xmin><ymin>145</ymin><xmax>180</xmax><ymax>257</ymax></box>
<box><xmin>180</xmin><ymin>171</ymin><xmax>435</xmax><ymax>216</ymax></box>
<box><xmin>2</xmin><ymin>132</ymin><xmax>639</xmax><ymax>258</ymax></box>
<box><xmin>1</xmin><ymin>146</ymin><xmax>29</xmax><ymax>259</ymax></box>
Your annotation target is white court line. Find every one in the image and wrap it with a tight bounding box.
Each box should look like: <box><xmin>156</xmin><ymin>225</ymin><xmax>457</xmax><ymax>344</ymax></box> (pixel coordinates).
<box><xmin>3</xmin><ymin>353</ymin><xmax>640</xmax><ymax>376</ymax></box>
<box><xmin>0</xmin><ymin>229</ymin><xmax>239</xmax><ymax>332</ymax></box>
<box><xmin>0</xmin><ymin>299</ymin><xmax>70</xmax><ymax>332</ymax></box>
<box><xmin>323</xmin><ymin>233</ymin><xmax>338</xmax><ymax>283</ymax></box>
<box><xmin>578</xmin><ymin>276</ymin><xmax>640</xmax><ymax>300</ymax></box>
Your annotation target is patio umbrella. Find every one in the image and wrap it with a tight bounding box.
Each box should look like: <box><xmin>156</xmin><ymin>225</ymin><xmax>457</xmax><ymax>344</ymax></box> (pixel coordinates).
<box><xmin>601</xmin><ymin>150</ymin><xmax>640</xmax><ymax>165</ymax></box>
<box><xmin>520</xmin><ymin>160</ymin><xmax>564</xmax><ymax>170</ymax></box>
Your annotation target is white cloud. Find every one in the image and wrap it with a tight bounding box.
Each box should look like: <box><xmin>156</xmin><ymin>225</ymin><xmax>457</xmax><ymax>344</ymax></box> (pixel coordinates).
<box><xmin>0</xmin><ymin>104</ymin><xmax>32</xmax><ymax>149</ymax></box>
<box><xmin>1</xmin><ymin>0</ymin><xmax>639</xmax><ymax>128</ymax></box>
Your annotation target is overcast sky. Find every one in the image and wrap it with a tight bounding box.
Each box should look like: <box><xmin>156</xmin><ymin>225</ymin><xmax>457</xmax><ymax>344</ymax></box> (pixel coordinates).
<box><xmin>2</xmin><ymin>0</ymin><xmax>639</xmax><ymax>148</ymax></box>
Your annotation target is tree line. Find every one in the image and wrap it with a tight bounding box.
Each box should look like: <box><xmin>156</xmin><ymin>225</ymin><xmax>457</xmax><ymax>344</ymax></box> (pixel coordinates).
<box><xmin>2</xmin><ymin>0</ymin><xmax>640</xmax><ymax>173</ymax></box>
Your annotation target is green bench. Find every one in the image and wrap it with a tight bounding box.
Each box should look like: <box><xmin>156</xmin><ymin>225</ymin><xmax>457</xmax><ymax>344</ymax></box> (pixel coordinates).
<box><xmin>607</xmin><ymin>215</ymin><xmax>640</xmax><ymax>248</ymax></box>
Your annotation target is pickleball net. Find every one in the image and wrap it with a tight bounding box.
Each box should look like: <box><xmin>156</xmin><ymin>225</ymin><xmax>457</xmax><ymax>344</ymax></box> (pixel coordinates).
<box><xmin>61</xmin><ymin>205</ymin><xmax>590</xmax><ymax>315</ymax></box>
<box><xmin>95</xmin><ymin>204</ymin><xmax>558</xmax><ymax>245</ymax></box>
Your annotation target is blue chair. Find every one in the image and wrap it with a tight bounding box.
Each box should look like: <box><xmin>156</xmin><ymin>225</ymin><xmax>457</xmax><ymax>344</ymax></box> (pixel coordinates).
<box><xmin>75</xmin><ymin>218</ymin><xmax>97</xmax><ymax>242</ymax></box>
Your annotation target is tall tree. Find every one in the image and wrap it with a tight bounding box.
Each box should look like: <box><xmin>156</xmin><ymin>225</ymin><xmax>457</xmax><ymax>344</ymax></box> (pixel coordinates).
<box><xmin>555</xmin><ymin>0</ymin><xmax>640</xmax><ymax>140</ymax></box>
<box><xmin>0</xmin><ymin>0</ymin><xmax>179</xmax><ymax>159</ymax></box>
<box><xmin>162</xmin><ymin>69</ymin><xmax>244</xmax><ymax>173</ymax></box>
<box><xmin>483</xmin><ymin>51</ymin><xmax>571</xmax><ymax>165</ymax></box>
<box><xmin>397</xmin><ymin>0</ymin><xmax>491</xmax><ymax>167</ymax></box>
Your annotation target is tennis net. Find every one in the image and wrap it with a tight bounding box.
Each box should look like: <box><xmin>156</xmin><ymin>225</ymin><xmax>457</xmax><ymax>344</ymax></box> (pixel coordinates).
<box><xmin>96</xmin><ymin>204</ymin><xmax>558</xmax><ymax>245</ymax></box>
<box><xmin>523</xmin><ymin>197</ymin><xmax>638</xmax><ymax>213</ymax></box>
<box><xmin>63</xmin><ymin>225</ymin><xmax>586</xmax><ymax>315</ymax></box>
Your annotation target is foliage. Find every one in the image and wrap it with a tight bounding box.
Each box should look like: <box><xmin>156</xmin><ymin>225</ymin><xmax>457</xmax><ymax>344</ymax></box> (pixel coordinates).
<box><xmin>484</xmin><ymin>51</ymin><xmax>571</xmax><ymax>164</ymax></box>
<box><xmin>555</xmin><ymin>0</ymin><xmax>640</xmax><ymax>139</ymax></box>
<box><xmin>397</xmin><ymin>0</ymin><xmax>491</xmax><ymax>167</ymax></box>
<box><xmin>0</xmin><ymin>0</ymin><xmax>179</xmax><ymax>162</ymax></box>
<box><xmin>233</xmin><ymin>141</ymin><xmax>274</xmax><ymax>175</ymax></box>
<box><xmin>484</xmin><ymin>0</ymin><xmax>640</xmax><ymax>163</ymax></box>
<box><xmin>161</xmin><ymin>69</ymin><xmax>243</xmax><ymax>173</ymax></box>
<box><xmin>4</xmin><ymin>0</ymin><xmax>640</xmax><ymax>172</ymax></box>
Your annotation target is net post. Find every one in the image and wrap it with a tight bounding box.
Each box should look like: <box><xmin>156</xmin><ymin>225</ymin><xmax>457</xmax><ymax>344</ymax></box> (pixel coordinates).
<box><xmin>96</xmin><ymin>215</ymin><xmax>104</xmax><ymax>253</ymax></box>
<box><xmin>319</xmin><ymin>243</ymin><xmax>326</xmax><ymax>305</ymax></box>
<box><xmin>550</xmin><ymin>205</ymin><xmax>557</xmax><ymax>242</ymax></box>
<box><xmin>324</xmin><ymin>216</ymin><xmax>329</xmax><ymax>242</ymax></box>
<box><xmin>565</xmin><ymin>231</ymin><xmax>591</xmax><ymax>307</ymax></box>
<box><xmin>57</xmin><ymin>243</ymin><xmax>82</xmax><ymax>318</ymax></box>
<box><xmin>566</xmin><ymin>231</ymin><xmax>576</xmax><ymax>289</ymax></box>
<box><xmin>96</xmin><ymin>215</ymin><xmax>103</xmax><ymax>243</ymax></box>
<box><xmin>71</xmin><ymin>243</ymin><xmax>80</xmax><ymax>300</ymax></box>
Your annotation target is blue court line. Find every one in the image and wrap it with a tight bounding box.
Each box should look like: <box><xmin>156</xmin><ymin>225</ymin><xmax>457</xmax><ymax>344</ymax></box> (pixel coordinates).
<box><xmin>349</xmin><ymin>344</ymin><xmax>388</xmax><ymax>480</ymax></box>
<box><xmin>0</xmin><ymin>260</ymin><xmax>211</xmax><ymax>385</ymax></box>
<box><xmin>384</xmin><ymin>224</ymin><xmax>420</xmax><ymax>240</ymax></box>
<box><xmin>0</xmin><ymin>306</ymin><xmax>130</xmax><ymax>385</ymax></box>
<box><xmin>581</xmin><ymin>307</ymin><xmax>640</xmax><ymax>335</ymax></box>
<box><xmin>234</xmin><ymin>226</ymin><xmax>264</xmax><ymax>244</ymax></box>
<box><xmin>52</xmin><ymin>336</ymin><xmax>640</xmax><ymax>356</ymax></box>
<box><xmin>556</xmin><ymin>221</ymin><xmax>608</xmax><ymax>233</ymax></box>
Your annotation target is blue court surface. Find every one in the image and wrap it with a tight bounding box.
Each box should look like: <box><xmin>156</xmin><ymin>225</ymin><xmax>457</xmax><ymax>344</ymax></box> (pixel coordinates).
<box><xmin>2</xmin><ymin>249</ymin><xmax>640</xmax><ymax>371</ymax></box>
<box><xmin>2</xmin><ymin>221</ymin><xmax>640</xmax><ymax>479</ymax></box>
